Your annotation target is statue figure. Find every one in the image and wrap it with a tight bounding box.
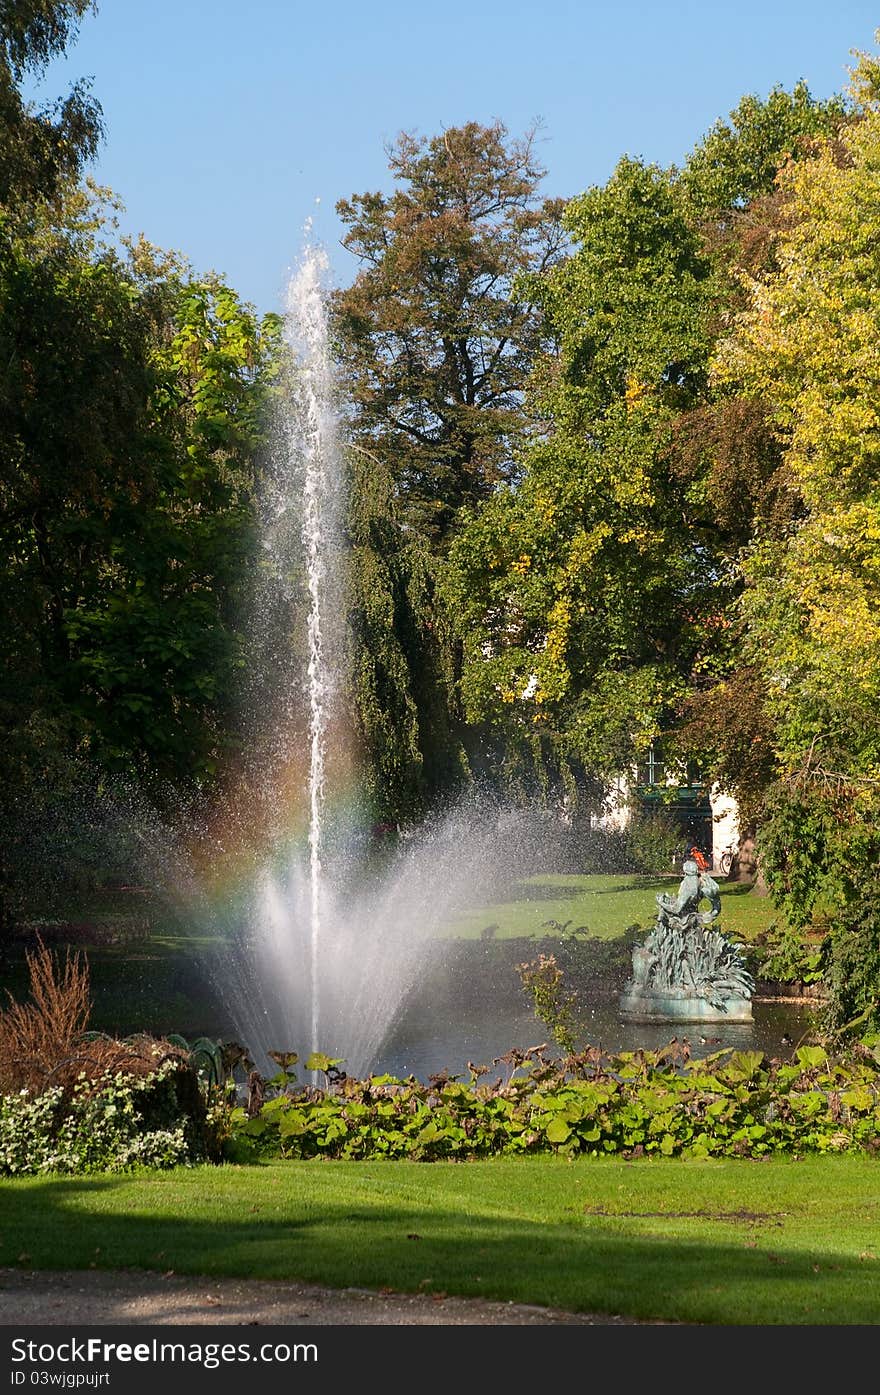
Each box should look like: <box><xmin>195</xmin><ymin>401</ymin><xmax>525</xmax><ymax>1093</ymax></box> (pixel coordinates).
<box><xmin>620</xmin><ymin>858</ymin><xmax>753</xmax><ymax>1022</ymax></box>
<box><xmin>656</xmin><ymin>859</ymin><xmax>721</xmax><ymax>929</ymax></box>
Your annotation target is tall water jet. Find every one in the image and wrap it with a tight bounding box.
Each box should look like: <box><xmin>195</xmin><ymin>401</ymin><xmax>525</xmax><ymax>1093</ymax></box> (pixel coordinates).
<box><xmin>284</xmin><ymin>240</ymin><xmax>337</xmax><ymax>1061</ymax></box>
<box><xmin>201</xmin><ymin>238</ymin><xmax>543</xmax><ymax>1079</ymax></box>
<box><xmin>258</xmin><ymin>234</ymin><xmax>346</xmax><ymax>1066</ymax></box>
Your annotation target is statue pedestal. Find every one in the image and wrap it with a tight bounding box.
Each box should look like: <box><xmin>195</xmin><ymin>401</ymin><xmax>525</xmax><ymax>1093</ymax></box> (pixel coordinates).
<box><xmin>619</xmin><ymin>988</ymin><xmax>753</xmax><ymax>1024</ymax></box>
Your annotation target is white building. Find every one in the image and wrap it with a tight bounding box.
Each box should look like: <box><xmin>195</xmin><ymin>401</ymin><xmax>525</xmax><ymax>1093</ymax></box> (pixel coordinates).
<box><xmin>597</xmin><ymin>752</ymin><xmax>740</xmax><ymax>872</ymax></box>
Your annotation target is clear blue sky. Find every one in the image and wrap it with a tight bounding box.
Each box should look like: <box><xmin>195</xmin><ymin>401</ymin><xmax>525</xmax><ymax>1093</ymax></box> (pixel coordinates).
<box><xmin>27</xmin><ymin>0</ymin><xmax>879</xmax><ymax>315</ymax></box>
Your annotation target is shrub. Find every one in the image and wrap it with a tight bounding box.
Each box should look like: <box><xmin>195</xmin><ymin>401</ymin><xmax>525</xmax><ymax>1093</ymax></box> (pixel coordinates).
<box><xmin>0</xmin><ymin>939</ymin><xmax>90</xmax><ymax>1092</ymax></box>
<box><xmin>580</xmin><ymin>826</ymin><xmax>632</xmax><ymax>874</ymax></box>
<box><xmin>0</xmin><ymin>1056</ymin><xmax>207</xmax><ymax>1175</ymax></box>
<box><xmin>219</xmin><ymin>1037</ymin><xmax>880</xmax><ymax>1164</ymax></box>
<box><xmin>820</xmin><ymin>887</ymin><xmax>880</xmax><ymax>1039</ymax></box>
<box><xmin>624</xmin><ymin>809</ymin><xmax>682</xmax><ymax>874</ymax></box>
<box><xmin>750</xmin><ymin>921</ymin><xmax>824</xmax><ymax>987</ymax></box>
<box><xmin>516</xmin><ymin>954</ymin><xmax>579</xmax><ymax>1053</ymax></box>
<box><xmin>0</xmin><ymin>939</ymin><xmax>199</xmax><ymax>1096</ymax></box>
<box><xmin>0</xmin><ymin>940</ymin><xmax>212</xmax><ymax>1173</ymax></box>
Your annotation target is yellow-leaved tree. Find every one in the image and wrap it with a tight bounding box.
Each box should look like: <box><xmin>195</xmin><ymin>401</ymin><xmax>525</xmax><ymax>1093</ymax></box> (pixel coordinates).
<box><xmin>713</xmin><ymin>45</ymin><xmax>880</xmax><ymax>1033</ymax></box>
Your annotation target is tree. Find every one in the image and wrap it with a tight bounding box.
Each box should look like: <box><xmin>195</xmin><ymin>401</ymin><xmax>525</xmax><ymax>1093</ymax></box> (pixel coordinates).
<box><xmin>0</xmin><ymin>0</ymin><xmax>102</xmax><ymax>211</ymax></box>
<box><xmin>445</xmin><ymin>86</ymin><xmax>843</xmax><ymax>807</ymax></box>
<box><xmin>345</xmin><ymin>448</ymin><xmax>469</xmax><ymax>823</ymax></box>
<box><xmin>61</xmin><ymin>267</ymin><xmax>282</xmax><ymax>782</ymax></box>
<box><xmin>330</xmin><ymin>122</ymin><xmax>567</xmax><ymax>813</ymax></box>
<box><xmin>712</xmin><ymin>50</ymin><xmax>880</xmax><ymax>1030</ymax></box>
<box><xmin>0</xmin><ymin>187</ymin><xmax>281</xmax><ymax>924</ymax></box>
<box><xmin>331</xmin><ymin>121</ymin><xmax>566</xmax><ymax>545</ymax></box>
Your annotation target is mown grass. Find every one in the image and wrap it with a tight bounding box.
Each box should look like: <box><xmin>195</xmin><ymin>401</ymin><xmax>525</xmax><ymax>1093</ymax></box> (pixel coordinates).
<box><xmin>2</xmin><ymin>1156</ymin><xmax>877</xmax><ymax>1324</ymax></box>
<box><xmin>447</xmin><ymin>874</ymin><xmax>774</xmax><ymax>942</ymax></box>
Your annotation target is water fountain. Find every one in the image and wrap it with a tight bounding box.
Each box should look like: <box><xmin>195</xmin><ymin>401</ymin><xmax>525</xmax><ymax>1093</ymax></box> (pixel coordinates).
<box><xmin>198</xmin><ymin>241</ymin><xmax>538</xmax><ymax>1078</ymax></box>
<box><xmin>155</xmin><ymin>240</ymin><xmax>812</xmax><ymax>1082</ymax></box>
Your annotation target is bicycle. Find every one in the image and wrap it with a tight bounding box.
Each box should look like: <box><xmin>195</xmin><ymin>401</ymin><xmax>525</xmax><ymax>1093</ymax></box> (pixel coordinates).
<box><xmin>718</xmin><ymin>841</ymin><xmax>739</xmax><ymax>878</ymax></box>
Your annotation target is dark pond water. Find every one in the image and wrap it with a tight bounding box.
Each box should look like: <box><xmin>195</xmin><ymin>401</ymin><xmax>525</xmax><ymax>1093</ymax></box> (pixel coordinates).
<box><xmin>153</xmin><ymin>943</ymin><xmax>820</xmax><ymax>1082</ymax></box>
<box><xmin>371</xmin><ymin>942</ymin><xmax>818</xmax><ymax>1080</ymax></box>
<box><xmin>186</xmin><ymin>937</ymin><xmax>817</xmax><ymax>1081</ymax></box>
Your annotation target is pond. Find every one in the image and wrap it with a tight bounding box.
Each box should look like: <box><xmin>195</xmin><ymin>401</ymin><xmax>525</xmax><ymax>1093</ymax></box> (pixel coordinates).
<box><xmin>372</xmin><ymin>941</ymin><xmax>818</xmax><ymax>1080</ymax></box>
<box><xmin>192</xmin><ymin>936</ymin><xmax>819</xmax><ymax>1081</ymax></box>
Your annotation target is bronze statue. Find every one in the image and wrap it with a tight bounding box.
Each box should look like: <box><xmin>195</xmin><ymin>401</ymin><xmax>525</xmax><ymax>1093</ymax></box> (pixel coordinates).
<box><xmin>621</xmin><ymin>858</ymin><xmax>753</xmax><ymax>1021</ymax></box>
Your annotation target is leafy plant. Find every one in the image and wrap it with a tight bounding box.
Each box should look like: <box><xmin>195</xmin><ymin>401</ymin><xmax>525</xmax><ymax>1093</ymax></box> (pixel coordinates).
<box><xmin>820</xmin><ymin>887</ymin><xmax>880</xmax><ymax>1040</ymax></box>
<box><xmin>0</xmin><ymin>1057</ymin><xmax>208</xmax><ymax>1175</ymax></box>
<box><xmin>217</xmin><ymin>1036</ymin><xmax>880</xmax><ymax>1165</ymax></box>
<box><xmin>624</xmin><ymin>809</ymin><xmax>682</xmax><ymax>874</ymax></box>
<box><xmin>516</xmin><ymin>954</ymin><xmax>579</xmax><ymax>1053</ymax></box>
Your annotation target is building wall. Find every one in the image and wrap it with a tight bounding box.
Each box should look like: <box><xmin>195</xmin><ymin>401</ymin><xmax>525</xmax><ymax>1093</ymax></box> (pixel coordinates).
<box><xmin>709</xmin><ymin>786</ymin><xmax>739</xmax><ymax>870</ymax></box>
<box><xmin>595</xmin><ymin>771</ymin><xmax>741</xmax><ymax>873</ymax></box>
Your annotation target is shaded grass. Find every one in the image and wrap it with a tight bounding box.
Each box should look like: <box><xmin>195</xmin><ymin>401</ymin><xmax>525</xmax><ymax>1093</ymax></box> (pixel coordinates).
<box><xmin>447</xmin><ymin>874</ymin><xmax>775</xmax><ymax>942</ymax></box>
<box><xmin>2</xmin><ymin>1157</ymin><xmax>878</xmax><ymax>1324</ymax></box>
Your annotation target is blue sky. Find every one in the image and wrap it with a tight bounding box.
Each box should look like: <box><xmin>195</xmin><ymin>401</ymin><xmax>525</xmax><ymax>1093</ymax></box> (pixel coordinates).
<box><xmin>28</xmin><ymin>0</ymin><xmax>879</xmax><ymax>315</ymax></box>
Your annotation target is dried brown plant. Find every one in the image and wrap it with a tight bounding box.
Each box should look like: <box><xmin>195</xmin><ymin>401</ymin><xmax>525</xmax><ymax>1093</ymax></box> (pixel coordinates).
<box><xmin>0</xmin><ymin>940</ymin><xmax>187</xmax><ymax>1095</ymax></box>
<box><xmin>0</xmin><ymin>938</ymin><xmax>91</xmax><ymax>1092</ymax></box>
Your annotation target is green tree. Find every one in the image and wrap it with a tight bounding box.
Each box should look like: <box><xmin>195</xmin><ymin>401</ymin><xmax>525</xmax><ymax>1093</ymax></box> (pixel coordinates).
<box><xmin>445</xmin><ymin>85</ymin><xmax>842</xmax><ymax>808</ymax></box>
<box><xmin>61</xmin><ymin>267</ymin><xmax>282</xmax><ymax>781</ymax></box>
<box><xmin>0</xmin><ymin>189</ymin><xmax>281</xmax><ymax>922</ymax></box>
<box><xmin>345</xmin><ymin>448</ymin><xmax>469</xmax><ymax>823</ymax></box>
<box><xmin>332</xmin><ymin>121</ymin><xmax>566</xmax><ymax>813</ymax></box>
<box><xmin>712</xmin><ymin>50</ymin><xmax>880</xmax><ymax>1031</ymax></box>
<box><xmin>332</xmin><ymin>121</ymin><xmax>566</xmax><ymax>545</ymax></box>
<box><xmin>0</xmin><ymin>0</ymin><xmax>101</xmax><ymax>211</ymax></box>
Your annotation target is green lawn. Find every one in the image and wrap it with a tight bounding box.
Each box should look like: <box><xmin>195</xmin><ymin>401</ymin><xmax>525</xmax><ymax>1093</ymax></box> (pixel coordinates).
<box><xmin>446</xmin><ymin>873</ymin><xmax>775</xmax><ymax>942</ymax></box>
<box><xmin>2</xmin><ymin>1156</ymin><xmax>877</xmax><ymax>1324</ymax></box>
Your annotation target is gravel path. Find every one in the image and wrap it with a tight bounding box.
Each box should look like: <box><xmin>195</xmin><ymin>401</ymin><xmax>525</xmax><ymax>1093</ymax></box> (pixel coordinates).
<box><xmin>0</xmin><ymin>1267</ymin><xmax>655</xmax><ymax>1326</ymax></box>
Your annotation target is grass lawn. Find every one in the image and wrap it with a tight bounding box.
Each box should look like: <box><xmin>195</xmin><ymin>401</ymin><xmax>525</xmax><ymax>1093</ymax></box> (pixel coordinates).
<box><xmin>2</xmin><ymin>1156</ymin><xmax>878</xmax><ymax>1325</ymax></box>
<box><xmin>446</xmin><ymin>873</ymin><xmax>775</xmax><ymax>942</ymax></box>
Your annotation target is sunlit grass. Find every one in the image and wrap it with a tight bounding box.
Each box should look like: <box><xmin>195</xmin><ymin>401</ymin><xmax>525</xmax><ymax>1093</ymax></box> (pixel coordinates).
<box><xmin>2</xmin><ymin>1156</ymin><xmax>877</xmax><ymax>1324</ymax></box>
<box><xmin>447</xmin><ymin>874</ymin><xmax>775</xmax><ymax>941</ymax></box>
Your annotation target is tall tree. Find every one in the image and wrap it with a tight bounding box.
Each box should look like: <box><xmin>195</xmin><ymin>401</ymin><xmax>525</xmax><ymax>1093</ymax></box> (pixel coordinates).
<box><xmin>332</xmin><ymin>121</ymin><xmax>566</xmax><ymax>544</ymax></box>
<box><xmin>445</xmin><ymin>86</ymin><xmax>842</xmax><ymax>806</ymax></box>
<box><xmin>712</xmin><ymin>52</ymin><xmax>880</xmax><ymax>1030</ymax></box>
<box><xmin>0</xmin><ymin>191</ymin><xmax>281</xmax><ymax>922</ymax></box>
<box><xmin>0</xmin><ymin>0</ymin><xmax>101</xmax><ymax>212</ymax></box>
<box><xmin>330</xmin><ymin>122</ymin><xmax>566</xmax><ymax>815</ymax></box>
<box><xmin>345</xmin><ymin>448</ymin><xmax>468</xmax><ymax>823</ymax></box>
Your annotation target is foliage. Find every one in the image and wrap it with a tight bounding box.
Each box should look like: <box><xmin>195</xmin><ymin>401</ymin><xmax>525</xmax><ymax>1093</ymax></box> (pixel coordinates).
<box><xmin>0</xmin><ymin>937</ymin><xmax>89</xmax><ymax>1091</ymax></box>
<box><xmin>444</xmin><ymin>156</ymin><xmax>711</xmax><ymax>781</ymax></box>
<box><xmin>515</xmin><ymin>953</ymin><xmax>578</xmax><ymax>1053</ymax></box>
<box><xmin>0</xmin><ymin>0</ymin><xmax>102</xmax><ymax>212</ymax></box>
<box><xmin>0</xmin><ymin>1058</ymin><xmax>206</xmax><ymax>1175</ymax></box>
<box><xmin>58</xmin><ymin>269</ymin><xmax>281</xmax><ymax>782</ymax></box>
<box><xmin>678</xmin><ymin>80</ymin><xmax>846</xmax><ymax>211</ymax></box>
<box><xmin>624</xmin><ymin>808</ymin><xmax>681</xmax><ymax>874</ymax></box>
<box><xmin>333</xmin><ymin>121</ymin><xmax>567</xmax><ymax>813</ymax></box>
<box><xmin>819</xmin><ymin>886</ymin><xmax>880</xmax><ymax>1040</ymax></box>
<box><xmin>219</xmin><ymin>1037</ymin><xmax>880</xmax><ymax>1164</ymax></box>
<box><xmin>0</xmin><ymin>175</ymin><xmax>280</xmax><ymax>922</ymax></box>
<box><xmin>332</xmin><ymin>121</ymin><xmax>566</xmax><ymax>545</ymax></box>
<box><xmin>344</xmin><ymin>447</ymin><xmax>469</xmax><ymax>821</ymax></box>
<box><xmin>711</xmin><ymin>50</ymin><xmax>880</xmax><ymax>1021</ymax></box>
<box><xmin>444</xmin><ymin>84</ymin><xmax>843</xmax><ymax>801</ymax></box>
<box><xmin>0</xmin><ymin>939</ymin><xmax>211</xmax><ymax>1175</ymax></box>
<box><xmin>750</xmin><ymin>920</ymin><xmax>824</xmax><ymax>988</ymax></box>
